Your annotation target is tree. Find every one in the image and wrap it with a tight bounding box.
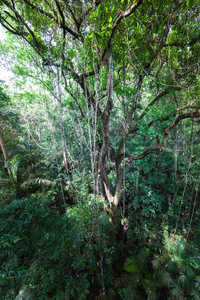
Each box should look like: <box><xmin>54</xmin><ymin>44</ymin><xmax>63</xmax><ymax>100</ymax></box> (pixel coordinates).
<box><xmin>0</xmin><ymin>0</ymin><xmax>200</xmax><ymax>227</ymax></box>
<box><xmin>0</xmin><ymin>85</ymin><xmax>14</xmax><ymax>181</ymax></box>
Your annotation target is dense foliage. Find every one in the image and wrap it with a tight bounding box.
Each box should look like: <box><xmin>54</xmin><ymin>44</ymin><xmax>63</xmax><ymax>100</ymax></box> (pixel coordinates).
<box><xmin>0</xmin><ymin>0</ymin><xmax>200</xmax><ymax>299</ymax></box>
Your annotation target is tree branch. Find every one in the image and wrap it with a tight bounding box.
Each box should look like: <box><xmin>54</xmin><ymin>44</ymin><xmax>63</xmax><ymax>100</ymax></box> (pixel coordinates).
<box><xmin>127</xmin><ymin>74</ymin><xmax>144</xmax><ymax>124</ymax></box>
<box><xmin>163</xmin><ymin>35</ymin><xmax>200</xmax><ymax>48</ymax></box>
<box><xmin>148</xmin><ymin>9</ymin><xmax>180</xmax><ymax>67</ymax></box>
<box><xmin>0</xmin><ymin>16</ymin><xmax>23</xmax><ymax>36</ymax></box>
<box><xmin>139</xmin><ymin>89</ymin><xmax>172</xmax><ymax>121</ymax></box>
<box><xmin>126</xmin><ymin>109</ymin><xmax>200</xmax><ymax>161</ymax></box>
<box><xmin>7</xmin><ymin>0</ymin><xmax>84</xmax><ymax>42</ymax></box>
<box><xmin>55</xmin><ymin>0</ymin><xmax>66</xmax><ymax>43</ymax></box>
<box><xmin>163</xmin><ymin>110</ymin><xmax>200</xmax><ymax>137</ymax></box>
<box><xmin>62</xmin><ymin>70</ymin><xmax>85</xmax><ymax>119</ymax></box>
<box><xmin>177</xmin><ymin>105</ymin><xmax>200</xmax><ymax>112</ymax></box>
<box><xmin>99</xmin><ymin>0</ymin><xmax>143</xmax><ymax>65</ymax></box>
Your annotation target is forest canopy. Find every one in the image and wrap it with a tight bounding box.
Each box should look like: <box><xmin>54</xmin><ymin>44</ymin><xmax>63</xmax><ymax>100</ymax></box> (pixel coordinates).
<box><xmin>0</xmin><ymin>0</ymin><xmax>200</xmax><ymax>299</ymax></box>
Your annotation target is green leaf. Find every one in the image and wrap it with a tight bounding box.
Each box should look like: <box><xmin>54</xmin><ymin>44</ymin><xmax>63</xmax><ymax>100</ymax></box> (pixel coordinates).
<box><xmin>121</xmin><ymin>0</ymin><xmax>128</xmax><ymax>5</ymax></box>
<box><xmin>96</xmin><ymin>4</ymin><xmax>101</xmax><ymax>17</ymax></box>
<box><xmin>111</xmin><ymin>5</ymin><xmax>115</xmax><ymax>12</ymax></box>
<box><xmin>188</xmin><ymin>0</ymin><xmax>194</xmax><ymax>8</ymax></box>
<box><xmin>124</xmin><ymin>257</ymin><xmax>140</xmax><ymax>273</ymax></box>
<box><xmin>94</xmin><ymin>32</ymin><xmax>102</xmax><ymax>42</ymax></box>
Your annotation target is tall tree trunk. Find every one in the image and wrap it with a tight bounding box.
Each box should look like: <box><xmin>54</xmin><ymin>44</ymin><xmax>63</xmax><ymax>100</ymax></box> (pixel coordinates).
<box><xmin>98</xmin><ymin>54</ymin><xmax>121</xmax><ymax>242</ymax></box>
<box><xmin>99</xmin><ymin>53</ymin><xmax>114</xmax><ymax>205</ymax></box>
<box><xmin>0</xmin><ymin>127</ymin><xmax>13</xmax><ymax>182</ymax></box>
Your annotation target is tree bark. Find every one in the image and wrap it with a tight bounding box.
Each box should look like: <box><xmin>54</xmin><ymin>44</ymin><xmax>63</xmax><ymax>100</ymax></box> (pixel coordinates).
<box><xmin>0</xmin><ymin>127</ymin><xmax>13</xmax><ymax>181</ymax></box>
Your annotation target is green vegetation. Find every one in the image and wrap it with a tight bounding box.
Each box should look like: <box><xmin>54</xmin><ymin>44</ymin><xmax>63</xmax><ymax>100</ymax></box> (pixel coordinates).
<box><xmin>0</xmin><ymin>0</ymin><xmax>200</xmax><ymax>299</ymax></box>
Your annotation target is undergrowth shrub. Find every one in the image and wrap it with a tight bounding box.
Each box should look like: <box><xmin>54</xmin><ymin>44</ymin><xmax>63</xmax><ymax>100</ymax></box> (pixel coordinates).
<box><xmin>0</xmin><ymin>197</ymin><xmax>116</xmax><ymax>299</ymax></box>
<box><xmin>123</xmin><ymin>228</ymin><xmax>200</xmax><ymax>300</ymax></box>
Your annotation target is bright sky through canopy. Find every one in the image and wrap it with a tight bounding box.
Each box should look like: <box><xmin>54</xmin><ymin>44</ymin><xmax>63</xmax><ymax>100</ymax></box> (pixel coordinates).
<box><xmin>0</xmin><ymin>26</ymin><xmax>12</xmax><ymax>82</ymax></box>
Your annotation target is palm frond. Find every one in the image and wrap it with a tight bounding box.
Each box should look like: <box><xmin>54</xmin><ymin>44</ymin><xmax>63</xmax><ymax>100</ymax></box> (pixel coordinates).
<box><xmin>137</xmin><ymin>248</ymin><xmax>150</xmax><ymax>270</ymax></box>
<box><xmin>166</xmin><ymin>260</ymin><xmax>179</xmax><ymax>274</ymax></box>
<box><xmin>152</xmin><ymin>256</ymin><xmax>164</xmax><ymax>270</ymax></box>
<box><xmin>114</xmin><ymin>273</ymin><xmax>130</xmax><ymax>289</ymax></box>
<box><xmin>169</xmin><ymin>283</ymin><xmax>184</xmax><ymax>299</ymax></box>
<box><xmin>8</xmin><ymin>253</ymin><xmax>21</xmax><ymax>267</ymax></box>
<box><xmin>177</xmin><ymin>274</ymin><xmax>188</xmax><ymax>289</ymax></box>
<box><xmin>160</xmin><ymin>270</ymin><xmax>174</xmax><ymax>287</ymax></box>
<box><xmin>11</xmin><ymin>154</ymin><xmax>21</xmax><ymax>183</ymax></box>
<box><xmin>146</xmin><ymin>288</ymin><xmax>158</xmax><ymax>300</ymax></box>
<box><xmin>190</xmin><ymin>289</ymin><xmax>200</xmax><ymax>300</ymax></box>
<box><xmin>181</xmin><ymin>265</ymin><xmax>195</xmax><ymax>278</ymax></box>
<box><xmin>124</xmin><ymin>257</ymin><xmax>140</xmax><ymax>274</ymax></box>
<box><xmin>15</xmin><ymin>286</ymin><xmax>33</xmax><ymax>300</ymax></box>
<box><xmin>21</xmin><ymin>178</ymin><xmax>52</xmax><ymax>189</ymax></box>
<box><xmin>195</xmin><ymin>276</ymin><xmax>200</xmax><ymax>289</ymax></box>
<box><xmin>0</xmin><ymin>276</ymin><xmax>19</xmax><ymax>288</ymax></box>
<box><xmin>144</xmin><ymin>278</ymin><xmax>157</xmax><ymax>300</ymax></box>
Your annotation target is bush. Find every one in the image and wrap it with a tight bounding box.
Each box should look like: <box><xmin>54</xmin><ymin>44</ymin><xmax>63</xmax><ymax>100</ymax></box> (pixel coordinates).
<box><xmin>0</xmin><ymin>197</ymin><xmax>116</xmax><ymax>299</ymax></box>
